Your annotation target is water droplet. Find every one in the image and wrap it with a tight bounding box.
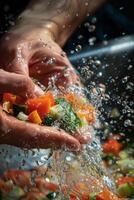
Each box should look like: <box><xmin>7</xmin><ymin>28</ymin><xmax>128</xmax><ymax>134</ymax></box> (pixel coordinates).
<box><xmin>75</xmin><ymin>44</ymin><xmax>82</xmax><ymax>52</ymax></box>
<box><xmin>88</xmin><ymin>25</ymin><xmax>96</xmax><ymax>32</ymax></box>
<box><xmin>124</xmin><ymin>119</ymin><xmax>132</xmax><ymax>127</ymax></box>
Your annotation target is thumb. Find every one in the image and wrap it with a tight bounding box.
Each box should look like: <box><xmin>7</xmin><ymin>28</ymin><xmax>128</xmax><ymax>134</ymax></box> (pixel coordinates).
<box><xmin>0</xmin><ymin>69</ymin><xmax>43</xmax><ymax>98</ymax></box>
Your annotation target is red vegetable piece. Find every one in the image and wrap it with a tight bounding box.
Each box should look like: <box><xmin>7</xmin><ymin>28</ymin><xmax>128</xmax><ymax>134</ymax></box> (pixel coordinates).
<box><xmin>3</xmin><ymin>93</ymin><xmax>16</xmax><ymax>104</ymax></box>
<box><xmin>116</xmin><ymin>176</ymin><xmax>134</xmax><ymax>186</ymax></box>
<box><xmin>35</xmin><ymin>177</ymin><xmax>58</xmax><ymax>192</ymax></box>
<box><xmin>3</xmin><ymin>169</ymin><xmax>31</xmax><ymax>188</ymax></box>
<box><xmin>24</xmin><ymin>192</ymin><xmax>46</xmax><ymax>200</ymax></box>
<box><xmin>26</xmin><ymin>92</ymin><xmax>55</xmax><ymax>118</ymax></box>
<box><xmin>102</xmin><ymin>139</ymin><xmax>123</xmax><ymax>155</ymax></box>
<box><xmin>0</xmin><ymin>179</ymin><xmax>12</xmax><ymax>193</ymax></box>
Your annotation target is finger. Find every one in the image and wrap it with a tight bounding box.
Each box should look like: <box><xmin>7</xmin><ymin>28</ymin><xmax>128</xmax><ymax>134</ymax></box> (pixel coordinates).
<box><xmin>0</xmin><ymin>69</ymin><xmax>43</xmax><ymax>98</ymax></box>
<box><xmin>0</xmin><ymin>108</ymin><xmax>81</xmax><ymax>151</ymax></box>
<box><xmin>74</xmin><ymin>133</ymin><xmax>92</xmax><ymax>144</ymax></box>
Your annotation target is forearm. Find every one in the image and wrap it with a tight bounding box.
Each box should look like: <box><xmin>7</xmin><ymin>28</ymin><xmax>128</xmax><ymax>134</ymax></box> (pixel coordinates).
<box><xmin>18</xmin><ymin>0</ymin><xmax>105</xmax><ymax>46</ymax></box>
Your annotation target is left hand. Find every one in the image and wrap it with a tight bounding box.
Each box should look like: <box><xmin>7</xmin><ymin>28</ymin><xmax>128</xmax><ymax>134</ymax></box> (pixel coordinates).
<box><xmin>0</xmin><ymin>25</ymin><xmax>80</xmax><ymax>90</ymax></box>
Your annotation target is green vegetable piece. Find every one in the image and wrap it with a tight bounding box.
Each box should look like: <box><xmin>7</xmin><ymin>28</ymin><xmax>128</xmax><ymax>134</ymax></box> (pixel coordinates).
<box><xmin>55</xmin><ymin>98</ymin><xmax>81</xmax><ymax>132</ymax></box>
<box><xmin>79</xmin><ymin>117</ymin><xmax>88</xmax><ymax>127</ymax></box>
<box><xmin>13</xmin><ymin>104</ymin><xmax>27</xmax><ymax>117</ymax></box>
<box><xmin>117</xmin><ymin>183</ymin><xmax>134</xmax><ymax>197</ymax></box>
<box><xmin>119</xmin><ymin>151</ymin><xmax>129</xmax><ymax>159</ymax></box>
<box><xmin>4</xmin><ymin>186</ymin><xmax>24</xmax><ymax>200</ymax></box>
<box><xmin>128</xmin><ymin>169</ymin><xmax>134</xmax><ymax>177</ymax></box>
<box><xmin>43</xmin><ymin>116</ymin><xmax>55</xmax><ymax>126</ymax></box>
<box><xmin>90</xmin><ymin>193</ymin><xmax>97</xmax><ymax>200</ymax></box>
<box><xmin>50</xmin><ymin>105</ymin><xmax>64</xmax><ymax>118</ymax></box>
<box><xmin>117</xmin><ymin>159</ymin><xmax>134</xmax><ymax>172</ymax></box>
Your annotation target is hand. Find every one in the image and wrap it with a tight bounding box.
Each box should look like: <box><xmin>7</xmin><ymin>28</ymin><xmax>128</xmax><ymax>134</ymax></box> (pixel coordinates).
<box><xmin>0</xmin><ymin>25</ymin><xmax>88</xmax><ymax>151</ymax></box>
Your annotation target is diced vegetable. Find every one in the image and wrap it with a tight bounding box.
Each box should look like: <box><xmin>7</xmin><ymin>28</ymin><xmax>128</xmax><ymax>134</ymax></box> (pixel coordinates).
<box><xmin>117</xmin><ymin>183</ymin><xmax>134</xmax><ymax>197</ymax></box>
<box><xmin>35</xmin><ymin>177</ymin><xmax>58</xmax><ymax>192</ymax></box>
<box><xmin>69</xmin><ymin>193</ymin><xmax>77</xmax><ymax>200</ymax></box>
<box><xmin>119</xmin><ymin>151</ymin><xmax>129</xmax><ymax>159</ymax></box>
<box><xmin>27</xmin><ymin>93</ymin><xmax>55</xmax><ymax>119</ymax></box>
<box><xmin>90</xmin><ymin>193</ymin><xmax>97</xmax><ymax>200</ymax></box>
<box><xmin>4</xmin><ymin>186</ymin><xmax>24</xmax><ymax>200</ymax></box>
<box><xmin>17</xmin><ymin>112</ymin><xmax>28</xmax><ymax>121</ymax></box>
<box><xmin>50</xmin><ymin>104</ymin><xmax>64</xmax><ymax>119</ymax></box>
<box><xmin>2</xmin><ymin>102</ymin><xmax>11</xmax><ymax>113</ymax></box>
<box><xmin>55</xmin><ymin>98</ymin><xmax>81</xmax><ymax>132</ymax></box>
<box><xmin>128</xmin><ymin>169</ymin><xmax>134</xmax><ymax>177</ymax></box>
<box><xmin>96</xmin><ymin>189</ymin><xmax>121</xmax><ymax>200</ymax></box>
<box><xmin>102</xmin><ymin>139</ymin><xmax>123</xmax><ymax>156</ymax></box>
<box><xmin>116</xmin><ymin>159</ymin><xmax>134</xmax><ymax>172</ymax></box>
<box><xmin>43</xmin><ymin>116</ymin><xmax>55</xmax><ymax>126</ymax></box>
<box><xmin>24</xmin><ymin>192</ymin><xmax>49</xmax><ymax>200</ymax></box>
<box><xmin>116</xmin><ymin>176</ymin><xmax>134</xmax><ymax>186</ymax></box>
<box><xmin>0</xmin><ymin>180</ymin><xmax>12</xmax><ymax>193</ymax></box>
<box><xmin>65</xmin><ymin>93</ymin><xmax>96</xmax><ymax>124</ymax></box>
<box><xmin>4</xmin><ymin>170</ymin><xmax>31</xmax><ymax>188</ymax></box>
<box><xmin>13</xmin><ymin>104</ymin><xmax>27</xmax><ymax>117</ymax></box>
<box><xmin>3</xmin><ymin>93</ymin><xmax>16</xmax><ymax>104</ymax></box>
<box><xmin>28</xmin><ymin>110</ymin><xmax>42</xmax><ymax>124</ymax></box>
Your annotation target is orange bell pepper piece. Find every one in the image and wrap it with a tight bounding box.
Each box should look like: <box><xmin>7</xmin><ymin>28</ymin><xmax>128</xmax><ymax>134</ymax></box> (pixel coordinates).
<box><xmin>116</xmin><ymin>176</ymin><xmax>134</xmax><ymax>186</ymax></box>
<box><xmin>27</xmin><ymin>92</ymin><xmax>55</xmax><ymax>119</ymax></box>
<box><xmin>28</xmin><ymin>110</ymin><xmax>42</xmax><ymax>124</ymax></box>
<box><xmin>102</xmin><ymin>139</ymin><xmax>123</xmax><ymax>156</ymax></box>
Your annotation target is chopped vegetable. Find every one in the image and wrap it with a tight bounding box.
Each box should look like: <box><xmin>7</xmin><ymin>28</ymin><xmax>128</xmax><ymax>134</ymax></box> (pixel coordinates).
<box><xmin>3</xmin><ymin>93</ymin><xmax>16</xmax><ymax>104</ymax></box>
<box><xmin>96</xmin><ymin>189</ymin><xmax>121</xmax><ymax>200</ymax></box>
<box><xmin>117</xmin><ymin>183</ymin><xmax>134</xmax><ymax>197</ymax></box>
<box><xmin>0</xmin><ymin>180</ymin><xmax>12</xmax><ymax>194</ymax></box>
<box><xmin>35</xmin><ymin>177</ymin><xmax>58</xmax><ymax>192</ymax></box>
<box><xmin>102</xmin><ymin>139</ymin><xmax>123</xmax><ymax>156</ymax></box>
<box><xmin>90</xmin><ymin>193</ymin><xmax>97</xmax><ymax>200</ymax></box>
<box><xmin>27</xmin><ymin>92</ymin><xmax>55</xmax><ymax>119</ymax></box>
<box><xmin>119</xmin><ymin>151</ymin><xmax>129</xmax><ymax>159</ymax></box>
<box><xmin>17</xmin><ymin>112</ymin><xmax>28</xmax><ymax>121</ymax></box>
<box><xmin>116</xmin><ymin>176</ymin><xmax>134</xmax><ymax>186</ymax></box>
<box><xmin>2</xmin><ymin>101</ymin><xmax>11</xmax><ymax>113</ymax></box>
<box><xmin>13</xmin><ymin>104</ymin><xmax>27</xmax><ymax>117</ymax></box>
<box><xmin>65</xmin><ymin>93</ymin><xmax>96</xmax><ymax>124</ymax></box>
<box><xmin>4</xmin><ymin>186</ymin><xmax>24</xmax><ymax>200</ymax></box>
<box><xmin>43</xmin><ymin>116</ymin><xmax>55</xmax><ymax>126</ymax></box>
<box><xmin>28</xmin><ymin>110</ymin><xmax>42</xmax><ymax>124</ymax></box>
<box><xmin>116</xmin><ymin>159</ymin><xmax>134</xmax><ymax>172</ymax></box>
<box><xmin>4</xmin><ymin>170</ymin><xmax>31</xmax><ymax>188</ymax></box>
<box><xmin>24</xmin><ymin>192</ymin><xmax>49</xmax><ymax>200</ymax></box>
<box><xmin>55</xmin><ymin>98</ymin><xmax>81</xmax><ymax>132</ymax></box>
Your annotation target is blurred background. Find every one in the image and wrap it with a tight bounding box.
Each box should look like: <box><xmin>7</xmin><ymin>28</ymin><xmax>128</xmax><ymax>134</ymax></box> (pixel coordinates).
<box><xmin>0</xmin><ymin>0</ymin><xmax>134</xmax><ymax>138</ymax></box>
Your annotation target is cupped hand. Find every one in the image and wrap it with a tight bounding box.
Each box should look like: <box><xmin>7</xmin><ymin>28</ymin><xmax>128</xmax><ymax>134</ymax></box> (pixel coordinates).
<box><xmin>0</xmin><ymin>26</ymin><xmax>89</xmax><ymax>150</ymax></box>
